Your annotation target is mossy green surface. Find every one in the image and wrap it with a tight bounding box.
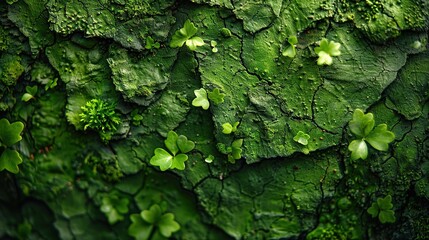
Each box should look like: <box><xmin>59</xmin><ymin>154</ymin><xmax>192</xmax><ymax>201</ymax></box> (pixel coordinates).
<box><xmin>1</xmin><ymin>0</ymin><xmax>428</xmax><ymax>239</ymax></box>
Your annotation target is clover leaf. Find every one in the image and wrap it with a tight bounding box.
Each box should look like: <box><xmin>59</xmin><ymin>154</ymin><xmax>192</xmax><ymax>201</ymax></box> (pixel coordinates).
<box><xmin>128</xmin><ymin>204</ymin><xmax>180</xmax><ymax>240</ymax></box>
<box><xmin>222</xmin><ymin>122</ymin><xmax>239</xmax><ymax>134</ymax></box>
<box><xmin>293</xmin><ymin>131</ymin><xmax>310</xmax><ymax>146</ymax></box>
<box><xmin>349</xmin><ymin>109</ymin><xmax>375</xmax><ymax>138</ymax></box>
<box><xmin>348</xmin><ymin>139</ymin><xmax>368</xmax><ymax>160</ymax></box>
<box><xmin>205</xmin><ymin>155</ymin><xmax>215</xmax><ymax>163</ymax></box>
<box><xmin>207</xmin><ymin>88</ymin><xmax>225</xmax><ymax>105</ymax></box>
<box><xmin>192</xmin><ymin>88</ymin><xmax>210</xmax><ymax>110</ymax></box>
<box><xmin>0</xmin><ymin>118</ymin><xmax>24</xmax><ymax>147</ymax></box>
<box><xmin>314</xmin><ymin>38</ymin><xmax>341</xmax><ymax>65</ymax></box>
<box><xmin>282</xmin><ymin>35</ymin><xmax>298</xmax><ymax>58</ymax></box>
<box><xmin>176</xmin><ymin>135</ymin><xmax>195</xmax><ymax>154</ymax></box>
<box><xmin>150</xmin><ymin>131</ymin><xmax>195</xmax><ymax>171</ymax></box>
<box><xmin>100</xmin><ymin>195</ymin><xmax>129</xmax><ymax>224</ymax></box>
<box><xmin>367</xmin><ymin>195</ymin><xmax>396</xmax><ymax>224</ymax></box>
<box><xmin>365</xmin><ymin>124</ymin><xmax>396</xmax><ymax>151</ymax></box>
<box><xmin>170</xmin><ymin>20</ymin><xmax>204</xmax><ymax>51</ymax></box>
<box><xmin>347</xmin><ymin>109</ymin><xmax>395</xmax><ymax>160</ymax></box>
<box><xmin>0</xmin><ymin>149</ymin><xmax>23</xmax><ymax>174</ymax></box>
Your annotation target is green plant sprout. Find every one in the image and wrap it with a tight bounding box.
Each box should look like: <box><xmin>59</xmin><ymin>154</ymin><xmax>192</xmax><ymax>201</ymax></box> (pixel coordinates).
<box><xmin>100</xmin><ymin>194</ymin><xmax>130</xmax><ymax>225</ymax></box>
<box><xmin>131</xmin><ymin>109</ymin><xmax>144</xmax><ymax>126</ymax></box>
<box><xmin>79</xmin><ymin>99</ymin><xmax>121</xmax><ymax>142</ymax></box>
<box><xmin>128</xmin><ymin>204</ymin><xmax>180</xmax><ymax>240</ymax></box>
<box><xmin>150</xmin><ymin>131</ymin><xmax>195</xmax><ymax>171</ymax></box>
<box><xmin>220</xmin><ymin>27</ymin><xmax>232</xmax><ymax>37</ymax></box>
<box><xmin>348</xmin><ymin>109</ymin><xmax>395</xmax><ymax>160</ymax></box>
<box><xmin>314</xmin><ymin>38</ymin><xmax>341</xmax><ymax>65</ymax></box>
<box><xmin>21</xmin><ymin>86</ymin><xmax>38</xmax><ymax>102</ymax></box>
<box><xmin>192</xmin><ymin>88</ymin><xmax>225</xmax><ymax>110</ymax></box>
<box><xmin>205</xmin><ymin>155</ymin><xmax>215</xmax><ymax>163</ymax></box>
<box><xmin>0</xmin><ymin>118</ymin><xmax>24</xmax><ymax>174</ymax></box>
<box><xmin>170</xmin><ymin>19</ymin><xmax>204</xmax><ymax>51</ymax></box>
<box><xmin>367</xmin><ymin>195</ymin><xmax>396</xmax><ymax>224</ymax></box>
<box><xmin>217</xmin><ymin>139</ymin><xmax>243</xmax><ymax>163</ymax></box>
<box><xmin>145</xmin><ymin>36</ymin><xmax>160</xmax><ymax>50</ymax></box>
<box><xmin>293</xmin><ymin>131</ymin><xmax>310</xmax><ymax>145</ymax></box>
<box><xmin>282</xmin><ymin>35</ymin><xmax>298</xmax><ymax>58</ymax></box>
<box><xmin>211</xmin><ymin>40</ymin><xmax>218</xmax><ymax>53</ymax></box>
<box><xmin>222</xmin><ymin>122</ymin><xmax>239</xmax><ymax>134</ymax></box>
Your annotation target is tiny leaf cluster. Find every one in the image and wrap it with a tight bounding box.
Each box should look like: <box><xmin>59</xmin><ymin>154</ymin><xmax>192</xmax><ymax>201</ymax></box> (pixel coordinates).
<box><xmin>150</xmin><ymin>131</ymin><xmax>195</xmax><ymax>171</ymax></box>
<box><xmin>282</xmin><ymin>35</ymin><xmax>298</xmax><ymax>58</ymax></box>
<box><xmin>100</xmin><ymin>194</ymin><xmax>130</xmax><ymax>225</ymax></box>
<box><xmin>348</xmin><ymin>109</ymin><xmax>395</xmax><ymax>160</ymax></box>
<box><xmin>170</xmin><ymin>19</ymin><xmax>204</xmax><ymax>51</ymax></box>
<box><xmin>192</xmin><ymin>88</ymin><xmax>225</xmax><ymax>110</ymax></box>
<box><xmin>314</xmin><ymin>38</ymin><xmax>341</xmax><ymax>65</ymax></box>
<box><xmin>128</xmin><ymin>204</ymin><xmax>180</xmax><ymax>240</ymax></box>
<box><xmin>0</xmin><ymin>118</ymin><xmax>24</xmax><ymax>174</ymax></box>
<box><xmin>79</xmin><ymin>99</ymin><xmax>121</xmax><ymax>142</ymax></box>
<box><xmin>218</xmin><ymin>139</ymin><xmax>243</xmax><ymax>163</ymax></box>
<box><xmin>367</xmin><ymin>195</ymin><xmax>396</xmax><ymax>223</ymax></box>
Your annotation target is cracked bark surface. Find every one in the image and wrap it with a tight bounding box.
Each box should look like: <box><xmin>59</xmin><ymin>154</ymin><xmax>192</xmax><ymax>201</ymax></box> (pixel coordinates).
<box><xmin>0</xmin><ymin>0</ymin><xmax>428</xmax><ymax>239</ymax></box>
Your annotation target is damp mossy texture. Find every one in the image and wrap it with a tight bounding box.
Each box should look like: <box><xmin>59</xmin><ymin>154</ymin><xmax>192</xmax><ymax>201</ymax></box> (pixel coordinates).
<box><xmin>1</xmin><ymin>0</ymin><xmax>429</xmax><ymax>239</ymax></box>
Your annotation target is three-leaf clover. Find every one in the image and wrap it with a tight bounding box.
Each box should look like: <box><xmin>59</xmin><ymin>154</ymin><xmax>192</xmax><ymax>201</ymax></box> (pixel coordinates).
<box><xmin>150</xmin><ymin>131</ymin><xmax>195</xmax><ymax>171</ymax></box>
<box><xmin>170</xmin><ymin>19</ymin><xmax>204</xmax><ymax>51</ymax></box>
<box><xmin>222</xmin><ymin>122</ymin><xmax>239</xmax><ymax>134</ymax></box>
<box><xmin>100</xmin><ymin>195</ymin><xmax>130</xmax><ymax>225</ymax></box>
<box><xmin>367</xmin><ymin>195</ymin><xmax>396</xmax><ymax>224</ymax></box>
<box><xmin>282</xmin><ymin>35</ymin><xmax>298</xmax><ymax>58</ymax></box>
<box><xmin>314</xmin><ymin>38</ymin><xmax>341</xmax><ymax>65</ymax></box>
<box><xmin>128</xmin><ymin>204</ymin><xmax>180</xmax><ymax>240</ymax></box>
<box><xmin>348</xmin><ymin>109</ymin><xmax>395</xmax><ymax>160</ymax></box>
<box><xmin>0</xmin><ymin>118</ymin><xmax>24</xmax><ymax>174</ymax></box>
<box><xmin>293</xmin><ymin>131</ymin><xmax>310</xmax><ymax>146</ymax></box>
<box><xmin>21</xmin><ymin>86</ymin><xmax>38</xmax><ymax>102</ymax></box>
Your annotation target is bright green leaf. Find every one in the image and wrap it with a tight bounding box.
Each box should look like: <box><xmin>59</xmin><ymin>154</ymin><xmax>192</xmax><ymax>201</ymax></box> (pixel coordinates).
<box><xmin>288</xmin><ymin>35</ymin><xmax>298</xmax><ymax>45</ymax></box>
<box><xmin>207</xmin><ymin>88</ymin><xmax>225</xmax><ymax>105</ymax></box>
<box><xmin>176</xmin><ymin>135</ymin><xmax>195</xmax><ymax>154</ymax></box>
<box><xmin>0</xmin><ymin>118</ymin><xmax>24</xmax><ymax>147</ymax></box>
<box><xmin>192</xmin><ymin>88</ymin><xmax>210</xmax><ymax>110</ymax></box>
<box><xmin>0</xmin><ymin>149</ymin><xmax>23</xmax><ymax>174</ymax></box>
<box><xmin>293</xmin><ymin>131</ymin><xmax>310</xmax><ymax>146</ymax></box>
<box><xmin>186</xmin><ymin>36</ymin><xmax>204</xmax><ymax>51</ymax></box>
<box><xmin>366</xmin><ymin>124</ymin><xmax>395</xmax><ymax>151</ymax></box>
<box><xmin>349</xmin><ymin>109</ymin><xmax>375</xmax><ymax>138</ymax></box>
<box><xmin>377</xmin><ymin>195</ymin><xmax>394</xmax><ymax>210</ymax></box>
<box><xmin>158</xmin><ymin>213</ymin><xmax>180</xmax><ymax>238</ymax></box>
<box><xmin>205</xmin><ymin>155</ymin><xmax>214</xmax><ymax>163</ymax></box>
<box><xmin>164</xmin><ymin>131</ymin><xmax>179</xmax><ymax>155</ymax></box>
<box><xmin>315</xmin><ymin>38</ymin><xmax>341</xmax><ymax>65</ymax></box>
<box><xmin>21</xmin><ymin>93</ymin><xmax>34</xmax><ymax>102</ymax></box>
<box><xmin>150</xmin><ymin>148</ymin><xmax>173</xmax><ymax>171</ymax></box>
<box><xmin>170</xmin><ymin>153</ymin><xmax>188</xmax><ymax>170</ymax></box>
<box><xmin>128</xmin><ymin>214</ymin><xmax>153</xmax><ymax>240</ymax></box>
<box><xmin>348</xmin><ymin>139</ymin><xmax>368</xmax><ymax>160</ymax></box>
<box><xmin>282</xmin><ymin>46</ymin><xmax>296</xmax><ymax>58</ymax></box>
<box><xmin>170</xmin><ymin>19</ymin><xmax>198</xmax><ymax>48</ymax></box>
<box><xmin>222</xmin><ymin>123</ymin><xmax>233</xmax><ymax>134</ymax></box>
<box><xmin>141</xmin><ymin>204</ymin><xmax>162</xmax><ymax>224</ymax></box>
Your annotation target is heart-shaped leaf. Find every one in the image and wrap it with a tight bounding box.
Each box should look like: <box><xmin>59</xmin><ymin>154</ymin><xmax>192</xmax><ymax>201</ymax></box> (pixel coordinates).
<box><xmin>21</xmin><ymin>93</ymin><xmax>34</xmax><ymax>102</ymax></box>
<box><xmin>141</xmin><ymin>204</ymin><xmax>162</xmax><ymax>224</ymax></box>
<box><xmin>170</xmin><ymin>154</ymin><xmax>188</xmax><ymax>170</ymax></box>
<box><xmin>0</xmin><ymin>118</ymin><xmax>24</xmax><ymax>147</ymax></box>
<box><xmin>128</xmin><ymin>214</ymin><xmax>153</xmax><ymax>240</ymax></box>
<box><xmin>349</xmin><ymin>109</ymin><xmax>374</xmax><ymax>138</ymax></box>
<box><xmin>366</xmin><ymin>124</ymin><xmax>395</xmax><ymax>151</ymax></box>
<box><xmin>176</xmin><ymin>135</ymin><xmax>195</xmax><ymax>154</ymax></box>
<box><xmin>150</xmin><ymin>148</ymin><xmax>173</xmax><ymax>171</ymax></box>
<box><xmin>348</xmin><ymin>139</ymin><xmax>368</xmax><ymax>160</ymax></box>
<box><xmin>379</xmin><ymin>209</ymin><xmax>396</xmax><ymax>223</ymax></box>
<box><xmin>0</xmin><ymin>149</ymin><xmax>23</xmax><ymax>174</ymax></box>
<box><xmin>192</xmin><ymin>88</ymin><xmax>210</xmax><ymax>110</ymax></box>
<box><xmin>158</xmin><ymin>213</ymin><xmax>181</xmax><ymax>238</ymax></box>
<box><xmin>186</xmin><ymin>36</ymin><xmax>204</xmax><ymax>51</ymax></box>
<box><xmin>164</xmin><ymin>131</ymin><xmax>179</xmax><ymax>155</ymax></box>
<box><xmin>207</xmin><ymin>88</ymin><xmax>225</xmax><ymax>105</ymax></box>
